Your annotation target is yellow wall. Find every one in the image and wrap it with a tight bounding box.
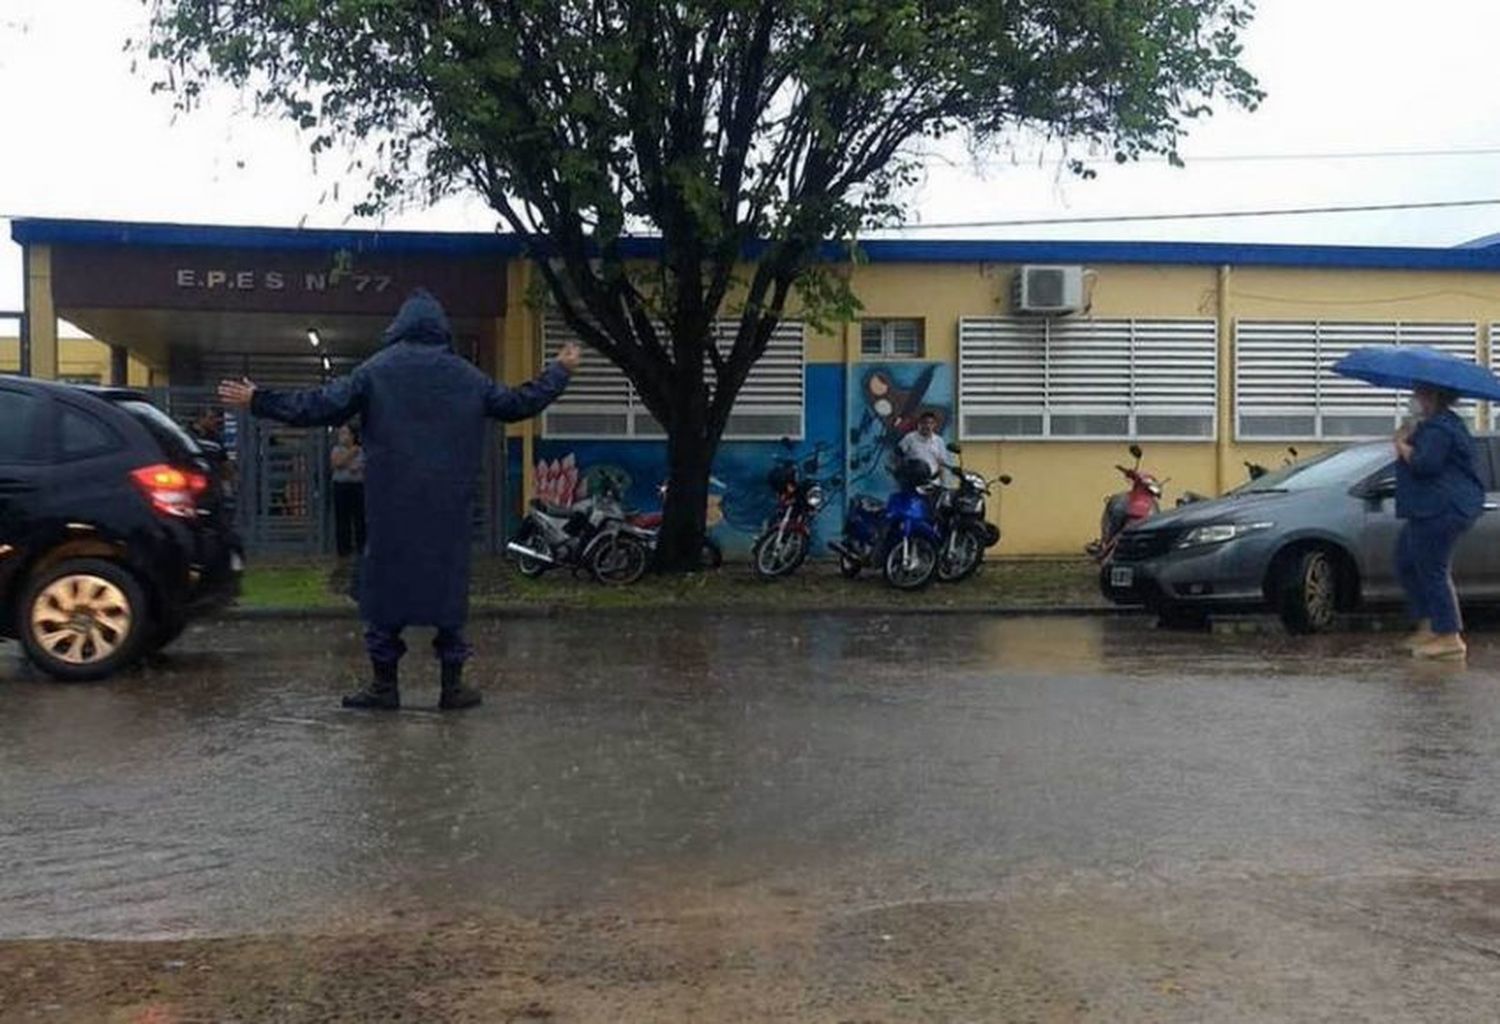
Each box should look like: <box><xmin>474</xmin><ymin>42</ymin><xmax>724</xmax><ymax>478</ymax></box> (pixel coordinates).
<box><xmin>498</xmin><ymin>257</ymin><xmax>1500</xmax><ymax>555</ymax></box>
<box><xmin>0</xmin><ymin>337</ymin><xmax>151</xmax><ymax>386</ymax></box>
<box><xmin>838</xmin><ymin>261</ymin><xmax>1500</xmax><ymax>555</ymax></box>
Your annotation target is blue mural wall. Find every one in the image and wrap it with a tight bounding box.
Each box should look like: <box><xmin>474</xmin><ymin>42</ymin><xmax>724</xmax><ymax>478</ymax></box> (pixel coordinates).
<box><xmin>530</xmin><ymin>364</ymin><xmax>844</xmax><ymax>557</ymax></box>
<box><xmin>519</xmin><ymin>361</ymin><xmax>953</xmax><ymax>558</ymax></box>
<box><xmin>845</xmin><ymin>361</ymin><xmax>955</xmax><ymax>502</ymax></box>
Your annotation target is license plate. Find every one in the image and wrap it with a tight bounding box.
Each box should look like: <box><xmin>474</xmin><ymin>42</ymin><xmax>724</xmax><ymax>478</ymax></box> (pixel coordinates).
<box><xmin>230</xmin><ymin>552</ymin><xmax>245</xmax><ymax>573</ymax></box>
<box><xmin>1109</xmin><ymin>566</ymin><xmax>1135</xmax><ymax>588</ymax></box>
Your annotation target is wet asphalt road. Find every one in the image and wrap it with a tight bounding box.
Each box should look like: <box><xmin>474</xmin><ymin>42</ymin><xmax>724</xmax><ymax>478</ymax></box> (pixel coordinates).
<box><xmin>7</xmin><ymin>613</ymin><xmax>1500</xmax><ymax>1017</ymax></box>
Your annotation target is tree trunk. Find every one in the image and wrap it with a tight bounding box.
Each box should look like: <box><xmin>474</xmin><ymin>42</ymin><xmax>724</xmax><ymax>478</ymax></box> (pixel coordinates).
<box><xmin>657</xmin><ymin>416</ymin><xmax>717</xmax><ymax>573</ymax></box>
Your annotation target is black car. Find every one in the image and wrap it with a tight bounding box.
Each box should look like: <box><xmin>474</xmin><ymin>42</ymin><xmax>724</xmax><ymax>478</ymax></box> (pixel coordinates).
<box><xmin>0</xmin><ymin>378</ymin><xmax>242</xmax><ymax>680</ymax></box>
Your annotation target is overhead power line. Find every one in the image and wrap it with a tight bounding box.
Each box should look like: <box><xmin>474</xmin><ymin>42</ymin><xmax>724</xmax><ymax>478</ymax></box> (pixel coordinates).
<box><xmin>890</xmin><ymin>198</ymin><xmax>1500</xmax><ymax>231</ymax></box>
<box><xmin>1189</xmin><ymin>145</ymin><xmax>1500</xmax><ymax>163</ymax></box>
<box><xmin>1067</xmin><ymin>145</ymin><xmax>1500</xmax><ymax>165</ymax></box>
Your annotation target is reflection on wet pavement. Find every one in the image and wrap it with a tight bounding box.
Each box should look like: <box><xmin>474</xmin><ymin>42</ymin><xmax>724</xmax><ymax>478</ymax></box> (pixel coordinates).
<box><xmin>2</xmin><ymin>613</ymin><xmax>1499</xmax><ymax>940</ymax></box>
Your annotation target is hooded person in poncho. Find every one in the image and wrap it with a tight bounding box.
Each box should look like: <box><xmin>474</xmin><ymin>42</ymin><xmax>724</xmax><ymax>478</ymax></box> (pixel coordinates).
<box><xmin>220</xmin><ymin>289</ymin><xmax>579</xmax><ymax>710</ymax></box>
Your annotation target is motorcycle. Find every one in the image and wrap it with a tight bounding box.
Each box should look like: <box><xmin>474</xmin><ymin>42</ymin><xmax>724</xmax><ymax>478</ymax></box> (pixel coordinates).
<box><xmin>1086</xmin><ymin>444</ymin><xmax>1166</xmax><ymax>562</ymax></box>
<box><xmin>630</xmin><ymin>480</ymin><xmax>725</xmax><ymax>570</ymax></box>
<box><xmin>506</xmin><ymin>481</ymin><xmax>652</xmax><ymax>585</ymax></box>
<box><xmin>931</xmin><ymin>447</ymin><xmax>1013</xmax><ymax>583</ymax></box>
<box><xmin>1177</xmin><ymin>446</ymin><xmax>1299</xmax><ymax>507</ymax></box>
<box><xmin>750</xmin><ymin>439</ymin><xmax>836</xmax><ymax>580</ymax></box>
<box><xmin>829</xmin><ymin>457</ymin><xmax>946</xmax><ymax>590</ymax></box>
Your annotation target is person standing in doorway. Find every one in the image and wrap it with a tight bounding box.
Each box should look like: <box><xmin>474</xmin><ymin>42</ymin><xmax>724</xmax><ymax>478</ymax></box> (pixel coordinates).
<box><xmin>219</xmin><ymin>289</ymin><xmax>580</xmax><ymax>710</ymax></box>
<box><xmin>330</xmin><ymin>424</ymin><xmax>367</xmax><ymax>558</ymax></box>
<box><xmin>1394</xmin><ymin>384</ymin><xmax>1484</xmax><ymax>661</ymax></box>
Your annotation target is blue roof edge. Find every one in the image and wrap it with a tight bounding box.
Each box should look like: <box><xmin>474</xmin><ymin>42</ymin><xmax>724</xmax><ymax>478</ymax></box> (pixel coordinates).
<box><xmin>9</xmin><ymin>217</ymin><xmax>528</xmax><ymax>256</ymax></box>
<box><xmin>13</xmin><ymin>216</ymin><xmax>1500</xmax><ymax>271</ymax></box>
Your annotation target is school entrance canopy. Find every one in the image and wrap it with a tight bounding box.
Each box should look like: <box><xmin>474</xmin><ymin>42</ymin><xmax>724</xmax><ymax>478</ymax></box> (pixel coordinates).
<box><xmin>9</xmin><ymin>218</ymin><xmax>518</xmax><ymax>385</ymax></box>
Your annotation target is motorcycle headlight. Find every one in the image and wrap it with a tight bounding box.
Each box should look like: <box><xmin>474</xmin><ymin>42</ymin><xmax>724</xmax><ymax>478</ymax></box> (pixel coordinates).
<box><xmin>806</xmin><ymin>486</ymin><xmax>825</xmax><ymax>509</ymax></box>
<box><xmin>1176</xmin><ymin>521</ymin><xmax>1273</xmax><ymax>549</ymax></box>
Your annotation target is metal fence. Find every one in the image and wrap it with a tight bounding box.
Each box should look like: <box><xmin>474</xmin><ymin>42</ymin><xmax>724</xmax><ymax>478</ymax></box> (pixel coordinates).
<box><xmin>146</xmin><ymin>387</ymin><xmax>506</xmax><ymax>556</ymax></box>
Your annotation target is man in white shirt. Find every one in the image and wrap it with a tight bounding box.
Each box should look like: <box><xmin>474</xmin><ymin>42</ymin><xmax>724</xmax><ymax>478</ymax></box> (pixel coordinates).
<box><xmin>897</xmin><ymin>411</ymin><xmax>956</xmax><ymax>482</ymax></box>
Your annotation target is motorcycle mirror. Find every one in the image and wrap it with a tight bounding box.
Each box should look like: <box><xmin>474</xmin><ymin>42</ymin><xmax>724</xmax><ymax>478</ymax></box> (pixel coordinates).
<box><xmin>1287</xmin><ymin>446</ymin><xmax>1299</xmax><ymax>458</ymax></box>
<box><xmin>1128</xmin><ymin>444</ymin><xmax>1143</xmax><ymax>459</ymax></box>
<box><xmin>998</xmin><ymin>474</ymin><xmax>1013</xmax><ymax>485</ymax></box>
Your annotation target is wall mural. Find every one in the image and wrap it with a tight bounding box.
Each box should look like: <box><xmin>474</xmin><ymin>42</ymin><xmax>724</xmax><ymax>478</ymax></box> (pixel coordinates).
<box><xmin>530</xmin><ymin>364</ymin><xmax>845</xmax><ymax>557</ymax></box>
<box><xmin>845</xmin><ymin>361</ymin><xmax>955</xmax><ymax>499</ymax></box>
<box><xmin>521</xmin><ymin>362</ymin><xmax>953</xmax><ymax>559</ymax></box>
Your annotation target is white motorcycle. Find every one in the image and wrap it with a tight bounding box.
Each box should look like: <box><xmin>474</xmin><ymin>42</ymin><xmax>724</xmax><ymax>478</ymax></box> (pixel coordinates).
<box><xmin>506</xmin><ymin>483</ymin><xmax>651</xmax><ymax>585</ymax></box>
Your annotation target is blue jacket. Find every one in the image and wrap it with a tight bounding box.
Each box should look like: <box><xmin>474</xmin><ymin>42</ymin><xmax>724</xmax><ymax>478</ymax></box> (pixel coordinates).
<box><xmin>1395</xmin><ymin>409</ymin><xmax>1485</xmax><ymax>521</ymax></box>
<box><xmin>251</xmin><ymin>290</ymin><xmax>570</xmax><ymax>627</ymax></box>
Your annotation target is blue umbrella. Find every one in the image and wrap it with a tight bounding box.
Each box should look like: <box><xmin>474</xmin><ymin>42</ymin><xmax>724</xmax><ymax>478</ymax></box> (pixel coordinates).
<box><xmin>1331</xmin><ymin>346</ymin><xmax>1500</xmax><ymax>402</ymax></box>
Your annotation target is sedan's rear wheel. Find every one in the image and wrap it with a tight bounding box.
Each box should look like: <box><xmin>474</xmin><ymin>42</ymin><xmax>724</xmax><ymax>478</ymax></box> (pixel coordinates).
<box><xmin>1277</xmin><ymin>548</ymin><xmax>1340</xmax><ymax>634</ymax></box>
<box><xmin>20</xmin><ymin>559</ymin><xmax>150</xmax><ymax>681</ymax></box>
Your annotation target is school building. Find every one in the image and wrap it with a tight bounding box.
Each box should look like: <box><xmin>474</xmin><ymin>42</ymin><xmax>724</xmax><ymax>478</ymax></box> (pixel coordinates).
<box><xmin>11</xmin><ymin>216</ymin><xmax>1500</xmax><ymax>557</ymax></box>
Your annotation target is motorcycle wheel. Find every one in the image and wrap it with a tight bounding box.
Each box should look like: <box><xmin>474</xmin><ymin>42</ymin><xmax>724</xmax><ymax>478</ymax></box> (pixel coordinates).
<box><xmin>838</xmin><ymin>554</ymin><xmax>862</xmax><ymax>579</ymax></box>
<box><xmin>591</xmin><ymin>534</ymin><xmax>649</xmax><ymax>586</ymax></box>
<box><xmin>751</xmin><ymin>530</ymin><xmax>809</xmax><ymax>580</ymax></box>
<box><xmin>936</xmin><ymin>525</ymin><xmax>984</xmax><ymax>583</ymax></box>
<box><xmin>512</xmin><ymin>522</ymin><xmax>552</xmax><ymax>578</ymax></box>
<box><xmin>883</xmin><ymin>534</ymin><xmax>939</xmax><ymax>591</ymax></box>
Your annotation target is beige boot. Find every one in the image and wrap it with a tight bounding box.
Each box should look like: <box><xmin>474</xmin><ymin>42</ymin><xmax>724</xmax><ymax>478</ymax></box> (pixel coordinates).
<box><xmin>1413</xmin><ymin>634</ymin><xmax>1467</xmax><ymax>661</ymax></box>
<box><xmin>1402</xmin><ymin>620</ymin><xmax>1435</xmax><ymax>653</ymax></box>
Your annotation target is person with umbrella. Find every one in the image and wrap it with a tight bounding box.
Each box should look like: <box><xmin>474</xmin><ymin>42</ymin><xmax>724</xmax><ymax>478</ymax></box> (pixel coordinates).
<box><xmin>219</xmin><ymin>289</ymin><xmax>581</xmax><ymax>709</ymax></box>
<box><xmin>1335</xmin><ymin>347</ymin><xmax>1492</xmax><ymax>660</ymax></box>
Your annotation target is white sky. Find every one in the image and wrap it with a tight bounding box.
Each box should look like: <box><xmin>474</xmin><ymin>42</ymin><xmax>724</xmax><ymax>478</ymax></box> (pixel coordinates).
<box><xmin>4</xmin><ymin>0</ymin><xmax>1500</xmax><ymax>319</ymax></box>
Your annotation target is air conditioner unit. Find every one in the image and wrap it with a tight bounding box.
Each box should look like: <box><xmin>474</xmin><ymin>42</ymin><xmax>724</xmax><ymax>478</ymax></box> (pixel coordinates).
<box><xmin>1012</xmin><ymin>265</ymin><xmax>1084</xmax><ymax>315</ymax></box>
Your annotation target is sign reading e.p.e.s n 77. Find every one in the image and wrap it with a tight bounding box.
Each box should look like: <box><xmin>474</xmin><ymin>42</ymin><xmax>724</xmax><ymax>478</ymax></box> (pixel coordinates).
<box><xmin>51</xmin><ymin>245</ymin><xmax>505</xmax><ymax>317</ymax></box>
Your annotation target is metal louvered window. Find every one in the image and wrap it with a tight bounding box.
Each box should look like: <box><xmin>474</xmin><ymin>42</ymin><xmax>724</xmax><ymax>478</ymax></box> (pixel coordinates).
<box><xmin>958</xmin><ymin>318</ymin><xmax>1217</xmax><ymax>440</ymax></box>
<box><xmin>1235</xmin><ymin>321</ymin><xmax>1479</xmax><ymax>440</ymax></box>
<box><xmin>541</xmin><ymin>316</ymin><xmax>805</xmax><ymax>440</ymax></box>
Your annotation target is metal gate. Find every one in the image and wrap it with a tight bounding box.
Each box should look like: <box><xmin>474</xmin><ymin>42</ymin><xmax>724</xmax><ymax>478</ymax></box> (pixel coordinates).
<box><xmin>145</xmin><ymin>386</ymin><xmax>504</xmax><ymax>556</ymax></box>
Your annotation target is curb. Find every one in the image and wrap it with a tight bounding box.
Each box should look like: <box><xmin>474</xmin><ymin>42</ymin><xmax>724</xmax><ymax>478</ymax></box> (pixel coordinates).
<box><xmin>219</xmin><ymin>603</ymin><xmax>1134</xmax><ymax>622</ymax></box>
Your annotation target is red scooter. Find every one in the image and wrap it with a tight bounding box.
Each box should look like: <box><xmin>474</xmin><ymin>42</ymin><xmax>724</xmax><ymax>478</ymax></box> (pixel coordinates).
<box><xmin>1086</xmin><ymin>444</ymin><xmax>1166</xmax><ymax>562</ymax></box>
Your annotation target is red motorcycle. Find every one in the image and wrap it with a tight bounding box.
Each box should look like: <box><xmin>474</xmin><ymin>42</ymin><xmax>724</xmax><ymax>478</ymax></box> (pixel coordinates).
<box><xmin>1086</xmin><ymin>444</ymin><xmax>1166</xmax><ymax>562</ymax></box>
<box><xmin>629</xmin><ymin>481</ymin><xmax>725</xmax><ymax>570</ymax></box>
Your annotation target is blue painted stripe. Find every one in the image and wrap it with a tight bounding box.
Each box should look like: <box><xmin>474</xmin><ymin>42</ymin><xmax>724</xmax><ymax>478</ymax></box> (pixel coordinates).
<box><xmin>13</xmin><ymin>216</ymin><xmax>1500</xmax><ymax>271</ymax></box>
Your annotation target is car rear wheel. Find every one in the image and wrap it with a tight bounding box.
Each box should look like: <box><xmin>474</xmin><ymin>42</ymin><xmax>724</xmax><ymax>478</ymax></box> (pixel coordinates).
<box><xmin>20</xmin><ymin>559</ymin><xmax>150</xmax><ymax>681</ymax></box>
<box><xmin>1276</xmin><ymin>548</ymin><xmax>1340</xmax><ymax>634</ymax></box>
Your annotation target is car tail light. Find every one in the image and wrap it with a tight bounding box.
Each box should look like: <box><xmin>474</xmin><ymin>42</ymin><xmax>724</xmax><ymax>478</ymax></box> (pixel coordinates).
<box><xmin>131</xmin><ymin>464</ymin><xmax>208</xmax><ymax>519</ymax></box>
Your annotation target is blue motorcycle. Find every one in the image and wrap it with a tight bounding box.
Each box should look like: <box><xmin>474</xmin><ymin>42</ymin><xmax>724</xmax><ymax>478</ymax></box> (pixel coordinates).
<box><xmin>828</xmin><ymin>458</ymin><xmax>944</xmax><ymax>590</ymax></box>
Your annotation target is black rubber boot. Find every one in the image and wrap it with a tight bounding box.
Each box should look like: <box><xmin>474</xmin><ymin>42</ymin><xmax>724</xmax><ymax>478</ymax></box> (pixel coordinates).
<box><xmin>342</xmin><ymin>660</ymin><xmax>400</xmax><ymax>710</ymax></box>
<box><xmin>438</xmin><ymin>662</ymin><xmax>482</xmax><ymax>711</ymax></box>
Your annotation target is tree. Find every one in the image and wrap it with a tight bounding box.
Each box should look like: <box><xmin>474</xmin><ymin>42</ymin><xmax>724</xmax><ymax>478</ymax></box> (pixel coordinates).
<box><xmin>145</xmin><ymin>0</ymin><xmax>1261</xmax><ymax>570</ymax></box>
